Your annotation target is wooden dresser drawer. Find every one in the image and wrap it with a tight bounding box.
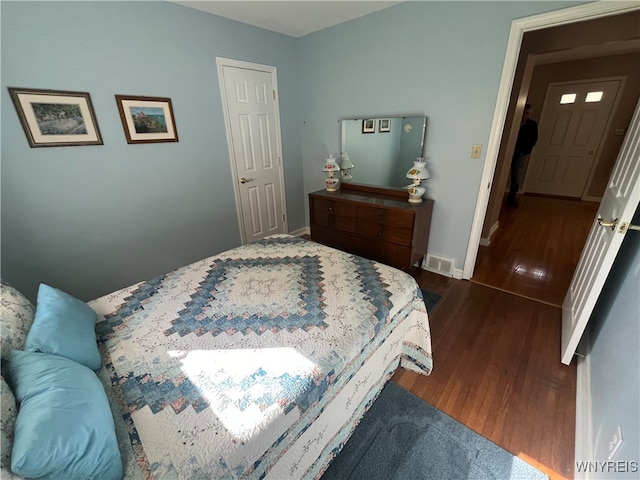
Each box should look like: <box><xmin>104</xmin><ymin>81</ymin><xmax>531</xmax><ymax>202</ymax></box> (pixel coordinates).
<box><xmin>309</xmin><ymin>186</ymin><xmax>433</xmax><ymax>270</ymax></box>
<box><xmin>357</xmin><ymin>206</ymin><xmax>414</xmax><ymax>229</ymax></box>
<box><xmin>356</xmin><ymin>221</ymin><xmax>412</xmax><ymax>246</ymax></box>
<box><xmin>311</xmin><ymin>197</ymin><xmax>357</xmax><ymax>233</ymax></box>
<box><xmin>313</xmin><ymin>198</ymin><xmax>356</xmax><ymax>217</ymax></box>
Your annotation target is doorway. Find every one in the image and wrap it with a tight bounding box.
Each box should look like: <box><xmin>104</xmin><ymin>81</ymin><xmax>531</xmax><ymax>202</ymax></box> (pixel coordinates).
<box><xmin>464</xmin><ymin>5</ymin><xmax>640</xmax><ymax>297</ymax></box>
<box><xmin>473</xmin><ymin>70</ymin><xmax>634</xmax><ymax>306</ymax></box>
<box><xmin>216</xmin><ymin>57</ymin><xmax>288</xmax><ymax>244</ymax></box>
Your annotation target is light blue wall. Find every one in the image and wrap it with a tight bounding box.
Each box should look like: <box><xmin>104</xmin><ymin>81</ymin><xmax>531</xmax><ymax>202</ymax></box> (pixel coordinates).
<box><xmin>1</xmin><ymin>1</ymin><xmax>303</xmax><ymax>301</ymax></box>
<box><xmin>298</xmin><ymin>0</ymin><xmax>581</xmax><ymax>269</ymax></box>
<box><xmin>586</xmin><ymin>206</ymin><xmax>640</xmax><ymax>478</ymax></box>
<box><xmin>1</xmin><ymin>0</ymin><xmax>589</xmax><ymax>300</ymax></box>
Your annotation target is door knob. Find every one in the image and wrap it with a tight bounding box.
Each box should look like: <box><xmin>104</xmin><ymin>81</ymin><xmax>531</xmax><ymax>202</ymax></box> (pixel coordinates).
<box><xmin>240</xmin><ymin>177</ymin><xmax>254</xmax><ymax>184</ymax></box>
<box><xmin>597</xmin><ymin>216</ymin><xmax>618</xmax><ymax>231</ymax></box>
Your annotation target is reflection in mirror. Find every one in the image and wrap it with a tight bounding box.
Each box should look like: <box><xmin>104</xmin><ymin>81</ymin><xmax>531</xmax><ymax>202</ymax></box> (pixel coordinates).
<box><xmin>340</xmin><ymin>116</ymin><xmax>427</xmax><ymax>188</ymax></box>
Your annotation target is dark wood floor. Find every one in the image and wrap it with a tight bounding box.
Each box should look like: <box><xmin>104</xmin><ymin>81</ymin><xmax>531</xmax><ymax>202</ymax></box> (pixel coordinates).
<box><xmin>392</xmin><ymin>195</ymin><xmax>596</xmax><ymax>480</ymax></box>
<box><xmin>471</xmin><ymin>195</ymin><xmax>598</xmax><ymax>306</ymax></box>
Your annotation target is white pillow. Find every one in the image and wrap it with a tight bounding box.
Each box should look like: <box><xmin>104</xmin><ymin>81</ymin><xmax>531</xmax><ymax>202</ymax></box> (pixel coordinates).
<box><xmin>0</xmin><ymin>281</ymin><xmax>35</xmax><ymax>362</ymax></box>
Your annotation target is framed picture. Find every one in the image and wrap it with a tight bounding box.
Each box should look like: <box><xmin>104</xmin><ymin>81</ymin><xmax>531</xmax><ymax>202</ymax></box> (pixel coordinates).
<box><xmin>8</xmin><ymin>87</ymin><xmax>103</xmax><ymax>147</ymax></box>
<box><xmin>115</xmin><ymin>95</ymin><xmax>178</xmax><ymax>144</ymax></box>
<box><xmin>378</xmin><ymin>119</ymin><xmax>391</xmax><ymax>133</ymax></box>
<box><xmin>362</xmin><ymin>119</ymin><xmax>375</xmax><ymax>134</ymax></box>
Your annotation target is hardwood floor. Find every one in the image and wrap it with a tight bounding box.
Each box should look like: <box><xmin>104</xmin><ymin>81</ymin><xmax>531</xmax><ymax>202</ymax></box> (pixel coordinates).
<box><xmin>394</xmin><ymin>270</ymin><xmax>576</xmax><ymax>479</ymax></box>
<box><xmin>307</xmin><ymin>195</ymin><xmax>593</xmax><ymax>478</ymax></box>
<box><xmin>471</xmin><ymin>195</ymin><xmax>598</xmax><ymax>306</ymax></box>
<box><xmin>391</xmin><ymin>195</ymin><xmax>596</xmax><ymax>480</ymax></box>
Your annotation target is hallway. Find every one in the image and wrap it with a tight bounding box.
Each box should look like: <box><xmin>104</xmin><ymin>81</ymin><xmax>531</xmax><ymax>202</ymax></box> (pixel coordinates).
<box><xmin>471</xmin><ymin>195</ymin><xmax>599</xmax><ymax>306</ymax></box>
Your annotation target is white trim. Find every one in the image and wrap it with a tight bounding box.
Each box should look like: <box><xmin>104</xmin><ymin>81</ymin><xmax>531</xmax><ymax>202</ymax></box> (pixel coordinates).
<box><xmin>575</xmin><ymin>343</ymin><xmax>593</xmax><ymax>479</ymax></box>
<box><xmin>490</xmin><ymin>220</ymin><xmax>500</xmax><ymax>239</ymax></box>
<box><xmin>288</xmin><ymin>226</ymin><xmax>309</xmax><ymax>237</ymax></box>
<box><xmin>463</xmin><ymin>1</ymin><xmax>640</xmax><ymax>280</ymax></box>
<box><xmin>479</xmin><ymin>237</ymin><xmax>491</xmax><ymax>247</ymax></box>
<box><xmin>480</xmin><ymin>220</ymin><xmax>500</xmax><ymax>246</ymax></box>
<box><xmin>453</xmin><ymin>268</ymin><xmax>464</xmax><ymax>280</ymax></box>
<box><xmin>215</xmin><ymin>57</ymin><xmax>288</xmax><ymax>244</ymax></box>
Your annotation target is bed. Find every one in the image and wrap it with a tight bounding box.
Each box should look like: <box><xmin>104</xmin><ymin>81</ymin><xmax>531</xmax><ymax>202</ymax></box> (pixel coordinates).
<box><xmin>1</xmin><ymin>234</ymin><xmax>432</xmax><ymax>479</ymax></box>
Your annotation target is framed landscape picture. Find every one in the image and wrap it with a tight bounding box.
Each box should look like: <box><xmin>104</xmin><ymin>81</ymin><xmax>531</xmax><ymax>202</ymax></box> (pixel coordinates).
<box><xmin>8</xmin><ymin>87</ymin><xmax>103</xmax><ymax>147</ymax></box>
<box><xmin>115</xmin><ymin>95</ymin><xmax>178</xmax><ymax>144</ymax></box>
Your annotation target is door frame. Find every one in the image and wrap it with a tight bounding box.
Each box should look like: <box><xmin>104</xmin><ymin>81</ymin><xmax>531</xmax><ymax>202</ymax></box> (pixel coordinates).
<box><xmin>463</xmin><ymin>1</ymin><xmax>640</xmax><ymax>280</ymax></box>
<box><xmin>216</xmin><ymin>57</ymin><xmax>288</xmax><ymax>244</ymax></box>
<box><xmin>522</xmin><ymin>76</ymin><xmax>626</xmax><ymax>200</ymax></box>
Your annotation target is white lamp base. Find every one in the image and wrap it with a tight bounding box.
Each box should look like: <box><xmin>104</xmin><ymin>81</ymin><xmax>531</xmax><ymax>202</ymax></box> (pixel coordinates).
<box><xmin>407</xmin><ymin>184</ymin><xmax>425</xmax><ymax>204</ymax></box>
<box><xmin>325</xmin><ymin>177</ymin><xmax>340</xmax><ymax>191</ymax></box>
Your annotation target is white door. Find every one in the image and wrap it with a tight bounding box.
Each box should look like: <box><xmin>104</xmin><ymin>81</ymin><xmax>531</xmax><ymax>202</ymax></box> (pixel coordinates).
<box><xmin>524</xmin><ymin>79</ymin><xmax>621</xmax><ymax>198</ymax></box>
<box><xmin>217</xmin><ymin>58</ymin><xmax>287</xmax><ymax>243</ymax></box>
<box><xmin>561</xmin><ymin>98</ymin><xmax>640</xmax><ymax>365</ymax></box>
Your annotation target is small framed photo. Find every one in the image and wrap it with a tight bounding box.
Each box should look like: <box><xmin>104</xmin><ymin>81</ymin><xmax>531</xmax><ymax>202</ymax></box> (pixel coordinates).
<box><xmin>115</xmin><ymin>95</ymin><xmax>178</xmax><ymax>144</ymax></box>
<box><xmin>8</xmin><ymin>87</ymin><xmax>103</xmax><ymax>147</ymax></box>
<box><xmin>378</xmin><ymin>119</ymin><xmax>391</xmax><ymax>133</ymax></box>
<box><xmin>362</xmin><ymin>119</ymin><xmax>375</xmax><ymax>134</ymax></box>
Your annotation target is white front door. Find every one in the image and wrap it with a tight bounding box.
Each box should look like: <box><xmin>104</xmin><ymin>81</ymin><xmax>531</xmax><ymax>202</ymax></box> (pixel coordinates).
<box><xmin>217</xmin><ymin>58</ymin><xmax>287</xmax><ymax>243</ymax></box>
<box><xmin>524</xmin><ymin>79</ymin><xmax>621</xmax><ymax>198</ymax></box>
<box><xmin>561</xmin><ymin>98</ymin><xmax>640</xmax><ymax>365</ymax></box>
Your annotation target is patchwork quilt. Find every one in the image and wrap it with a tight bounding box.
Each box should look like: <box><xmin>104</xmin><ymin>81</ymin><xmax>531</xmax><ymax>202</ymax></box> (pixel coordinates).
<box><xmin>90</xmin><ymin>235</ymin><xmax>432</xmax><ymax>479</ymax></box>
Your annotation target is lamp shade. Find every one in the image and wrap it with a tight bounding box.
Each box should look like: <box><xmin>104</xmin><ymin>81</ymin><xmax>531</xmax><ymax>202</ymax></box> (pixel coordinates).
<box><xmin>340</xmin><ymin>153</ymin><xmax>354</xmax><ymax>169</ymax></box>
<box><xmin>323</xmin><ymin>154</ymin><xmax>340</xmax><ymax>175</ymax></box>
<box><xmin>406</xmin><ymin>157</ymin><xmax>429</xmax><ymax>181</ymax></box>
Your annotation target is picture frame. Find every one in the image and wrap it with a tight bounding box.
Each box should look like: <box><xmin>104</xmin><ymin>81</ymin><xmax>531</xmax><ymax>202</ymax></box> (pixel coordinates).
<box><xmin>362</xmin><ymin>119</ymin><xmax>375</xmax><ymax>134</ymax></box>
<box><xmin>378</xmin><ymin>118</ymin><xmax>391</xmax><ymax>133</ymax></box>
<box><xmin>115</xmin><ymin>95</ymin><xmax>178</xmax><ymax>144</ymax></box>
<box><xmin>8</xmin><ymin>87</ymin><xmax>103</xmax><ymax>148</ymax></box>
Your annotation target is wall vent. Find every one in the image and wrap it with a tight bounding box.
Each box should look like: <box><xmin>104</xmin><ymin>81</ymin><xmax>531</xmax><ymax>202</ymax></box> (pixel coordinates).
<box><xmin>423</xmin><ymin>253</ymin><xmax>455</xmax><ymax>277</ymax></box>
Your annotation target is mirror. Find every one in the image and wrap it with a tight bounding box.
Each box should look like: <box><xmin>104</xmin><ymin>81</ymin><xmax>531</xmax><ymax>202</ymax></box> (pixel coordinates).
<box><xmin>340</xmin><ymin>115</ymin><xmax>427</xmax><ymax>188</ymax></box>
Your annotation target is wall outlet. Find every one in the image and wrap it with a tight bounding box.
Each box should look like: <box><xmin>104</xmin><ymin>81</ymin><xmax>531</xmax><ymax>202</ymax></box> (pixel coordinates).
<box><xmin>471</xmin><ymin>144</ymin><xmax>482</xmax><ymax>158</ymax></box>
<box><xmin>607</xmin><ymin>426</ymin><xmax>623</xmax><ymax>460</ymax></box>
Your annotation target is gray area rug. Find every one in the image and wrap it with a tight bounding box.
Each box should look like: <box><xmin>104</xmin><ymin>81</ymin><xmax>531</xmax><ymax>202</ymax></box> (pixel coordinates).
<box><xmin>420</xmin><ymin>288</ymin><xmax>442</xmax><ymax>313</ymax></box>
<box><xmin>322</xmin><ymin>382</ymin><xmax>547</xmax><ymax>480</ymax></box>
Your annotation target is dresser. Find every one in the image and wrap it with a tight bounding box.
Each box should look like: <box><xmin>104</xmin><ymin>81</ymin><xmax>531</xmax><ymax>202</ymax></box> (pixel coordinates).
<box><xmin>309</xmin><ymin>183</ymin><xmax>433</xmax><ymax>270</ymax></box>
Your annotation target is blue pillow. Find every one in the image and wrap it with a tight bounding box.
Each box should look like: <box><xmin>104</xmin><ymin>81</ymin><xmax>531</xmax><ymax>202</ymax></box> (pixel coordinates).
<box><xmin>9</xmin><ymin>350</ymin><xmax>123</xmax><ymax>480</ymax></box>
<box><xmin>25</xmin><ymin>283</ymin><xmax>101</xmax><ymax>371</ymax></box>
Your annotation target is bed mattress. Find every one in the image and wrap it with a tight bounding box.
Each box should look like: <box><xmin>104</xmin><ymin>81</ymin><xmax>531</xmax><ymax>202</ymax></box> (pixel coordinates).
<box><xmin>89</xmin><ymin>235</ymin><xmax>432</xmax><ymax>479</ymax></box>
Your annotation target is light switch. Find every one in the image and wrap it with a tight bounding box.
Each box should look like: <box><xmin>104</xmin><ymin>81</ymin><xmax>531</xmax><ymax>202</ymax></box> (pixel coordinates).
<box><xmin>471</xmin><ymin>144</ymin><xmax>482</xmax><ymax>158</ymax></box>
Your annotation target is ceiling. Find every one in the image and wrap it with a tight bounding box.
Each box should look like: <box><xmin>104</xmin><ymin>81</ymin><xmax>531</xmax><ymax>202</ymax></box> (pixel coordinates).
<box><xmin>171</xmin><ymin>1</ymin><xmax>403</xmax><ymax>37</ymax></box>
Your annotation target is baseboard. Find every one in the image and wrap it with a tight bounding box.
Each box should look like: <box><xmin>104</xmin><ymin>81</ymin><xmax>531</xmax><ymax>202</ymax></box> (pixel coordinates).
<box><xmin>480</xmin><ymin>221</ymin><xmax>500</xmax><ymax>246</ymax></box>
<box><xmin>490</xmin><ymin>221</ymin><xmax>499</xmax><ymax>237</ymax></box>
<box><xmin>289</xmin><ymin>226</ymin><xmax>310</xmax><ymax>237</ymax></box>
<box><xmin>575</xmin><ymin>343</ymin><xmax>593</xmax><ymax>479</ymax></box>
<box><xmin>453</xmin><ymin>268</ymin><xmax>463</xmax><ymax>279</ymax></box>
